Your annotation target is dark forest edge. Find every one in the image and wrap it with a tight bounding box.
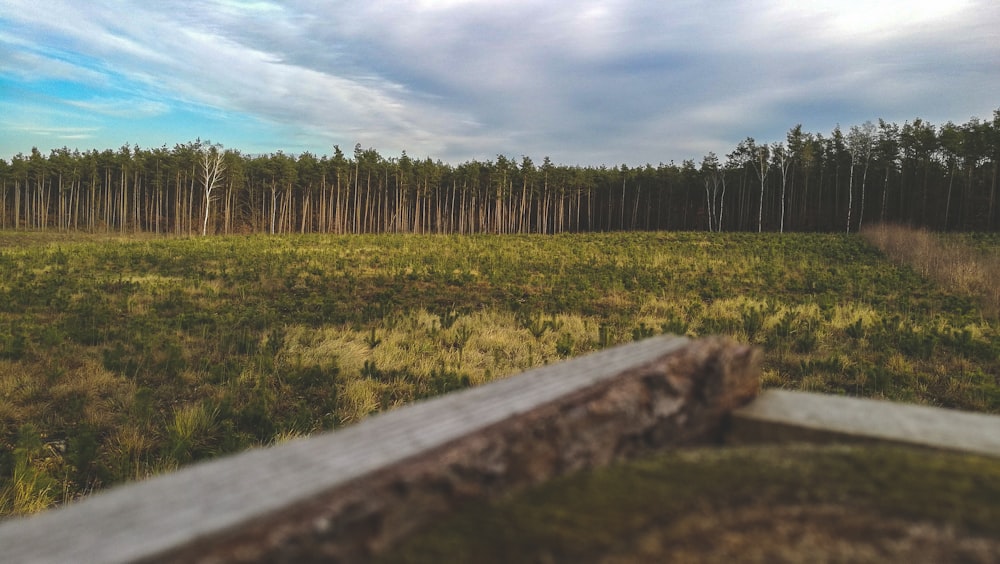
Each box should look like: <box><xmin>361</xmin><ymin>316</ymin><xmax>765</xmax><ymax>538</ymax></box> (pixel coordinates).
<box><xmin>2</xmin><ymin>111</ymin><xmax>999</xmax><ymax>235</ymax></box>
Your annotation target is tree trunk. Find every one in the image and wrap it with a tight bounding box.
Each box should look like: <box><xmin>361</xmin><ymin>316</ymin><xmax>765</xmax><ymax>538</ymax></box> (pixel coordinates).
<box><xmin>944</xmin><ymin>162</ymin><xmax>956</xmax><ymax>230</ymax></box>
<box><xmin>846</xmin><ymin>158</ymin><xmax>855</xmax><ymax>234</ymax></box>
<box><xmin>857</xmin><ymin>160</ymin><xmax>869</xmax><ymax>232</ymax></box>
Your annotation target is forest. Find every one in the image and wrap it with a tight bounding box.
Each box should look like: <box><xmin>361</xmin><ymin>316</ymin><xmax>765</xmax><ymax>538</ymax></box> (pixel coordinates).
<box><xmin>1</xmin><ymin>112</ymin><xmax>998</xmax><ymax>236</ymax></box>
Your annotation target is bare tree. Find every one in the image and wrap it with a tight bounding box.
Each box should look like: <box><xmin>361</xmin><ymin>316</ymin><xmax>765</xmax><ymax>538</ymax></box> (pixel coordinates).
<box><xmin>772</xmin><ymin>142</ymin><xmax>792</xmax><ymax>233</ymax></box>
<box><xmin>200</xmin><ymin>142</ymin><xmax>226</xmax><ymax>236</ymax></box>
<box><xmin>739</xmin><ymin>138</ymin><xmax>770</xmax><ymax>232</ymax></box>
<box><xmin>846</xmin><ymin>122</ymin><xmax>875</xmax><ymax>233</ymax></box>
<box><xmin>701</xmin><ymin>152</ymin><xmax>725</xmax><ymax>231</ymax></box>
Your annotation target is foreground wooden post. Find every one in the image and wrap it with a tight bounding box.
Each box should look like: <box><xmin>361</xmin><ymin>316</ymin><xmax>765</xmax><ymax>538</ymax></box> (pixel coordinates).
<box><xmin>0</xmin><ymin>336</ymin><xmax>759</xmax><ymax>563</ymax></box>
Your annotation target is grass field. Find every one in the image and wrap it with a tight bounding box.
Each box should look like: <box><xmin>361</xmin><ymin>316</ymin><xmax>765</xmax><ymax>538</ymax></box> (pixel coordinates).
<box><xmin>379</xmin><ymin>444</ymin><xmax>1000</xmax><ymax>563</ymax></box>
<box><xmin>1</xmin><ymin>230</ymin><xmax>998</xmax><ymax>516</ymax></box>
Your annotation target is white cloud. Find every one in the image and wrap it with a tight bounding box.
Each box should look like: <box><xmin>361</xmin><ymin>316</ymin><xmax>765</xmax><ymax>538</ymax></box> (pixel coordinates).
<box><xmin>17</xmin><ymin>125</ymin><xmax>100</xmax><ymax>137</ymax></box>
<box><xmin>779</xmin><ymin>0</ymin><xmax>974</xmax><ymax>43</ymax></box>
<box><xmin>2</xmin><ymin>0</ymin><xmax>999</xmax><ymax>163</ymax></box>
<box><xmin>66</xmin><ymin>99</ymin><xmax>170</xmax><ymax>118</ymax></box>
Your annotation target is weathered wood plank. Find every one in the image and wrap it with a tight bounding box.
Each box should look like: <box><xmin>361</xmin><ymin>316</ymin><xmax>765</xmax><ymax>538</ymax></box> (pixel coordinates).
<box><xmin>0</xmin><ymin>335</ymin><xmax>760</xmax><ymax>563</ymax></box>
<box><xmin>729</xmin><ymin>389</ymin><xmax>1000</xmax><ymax>457</ymax></box>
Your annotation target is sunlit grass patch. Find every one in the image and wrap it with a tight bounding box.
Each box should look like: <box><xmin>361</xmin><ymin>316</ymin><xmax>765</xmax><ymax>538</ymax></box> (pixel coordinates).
<box><xmin>339</xmin><ymin>378</ymin><xmax>381</xmax><ymax>425</ymax></box>
<box><xmin>287</xmin><ymin>327</ymin><xmax>370</xmax><ymax>376</ymax></box>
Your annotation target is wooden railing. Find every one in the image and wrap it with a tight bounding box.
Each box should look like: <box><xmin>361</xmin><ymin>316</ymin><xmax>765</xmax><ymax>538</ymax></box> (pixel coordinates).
<box><xmin>730</xmin><ymin>388</ymin><xmax>1000</xmax><ymax>456</ymax></box>
<box><xmin>2</xmin><ymin>335</ymin><xmax>997</xmax><ymax>563</ymax></box>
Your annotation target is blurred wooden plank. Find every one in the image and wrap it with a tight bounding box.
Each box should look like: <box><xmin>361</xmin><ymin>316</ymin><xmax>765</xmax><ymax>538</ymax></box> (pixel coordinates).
<box><xmin>730</xmin><ymin>389</ymin><xmax>1000</xmax><ymax>457</ymax></box>
<box><xmin>0</xmin><ymin>336</ymin><xmax>760</xmax><ymax>563</ymax></box>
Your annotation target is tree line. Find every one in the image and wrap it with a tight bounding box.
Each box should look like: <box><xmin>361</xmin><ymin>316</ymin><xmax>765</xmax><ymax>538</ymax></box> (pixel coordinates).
<box><xmin>1</xmin><ymin>111</ymin><xmax>998</xmax><ymax>235</ymax></box>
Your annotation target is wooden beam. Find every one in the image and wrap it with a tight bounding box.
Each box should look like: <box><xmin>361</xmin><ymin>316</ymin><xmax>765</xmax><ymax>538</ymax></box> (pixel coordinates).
<box><xmin>0</xmin><ymin>336</ymin><xmax>759</xmax><ymax>563</ymax></box>
<box><xmin>730</xmin><ymin>390</ymin><xmax>1000</xmax><ymax>457</ymax></box>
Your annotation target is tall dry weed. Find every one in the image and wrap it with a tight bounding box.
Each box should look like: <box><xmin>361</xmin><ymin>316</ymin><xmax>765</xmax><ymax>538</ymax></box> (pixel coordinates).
<box><xmin>862</xmin><ymin>224</ymin><xmax>1000</xmax><ymax>319</ymax></box>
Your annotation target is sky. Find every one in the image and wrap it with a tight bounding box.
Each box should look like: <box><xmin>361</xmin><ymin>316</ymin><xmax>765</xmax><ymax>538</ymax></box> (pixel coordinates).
<box><xmin>2</xmin><ymin>0</ymin><xmax>999</xmax><ymax>166</ymax></box>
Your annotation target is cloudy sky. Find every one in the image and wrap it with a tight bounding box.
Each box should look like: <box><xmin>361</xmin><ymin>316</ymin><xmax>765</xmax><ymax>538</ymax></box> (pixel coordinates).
<box><xmin>2</xmin><ymin>0</ymin><xmax>998</xmax><ymax>166</ymax></box>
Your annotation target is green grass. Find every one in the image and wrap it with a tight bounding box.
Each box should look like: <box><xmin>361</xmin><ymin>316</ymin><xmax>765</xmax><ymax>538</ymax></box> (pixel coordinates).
<box><xmin>0</xmin><ymin>231</ymin><xmax>997</xmax><ymax>517</ymax></box>
<box><xmin>379</xmin><ymin>444</ymin><xmax>1000</xmax><ymax>563</ymax></box>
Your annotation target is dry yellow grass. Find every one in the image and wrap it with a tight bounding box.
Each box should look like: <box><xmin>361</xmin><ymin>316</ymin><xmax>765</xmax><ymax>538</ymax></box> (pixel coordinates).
<box><xmin>339</xmin><ymin>378</ymin><xmax>381</xmax><ymax>424</ymax></box>
<box><xmin>862</xmin><ymin>224</ymin><xmax>1000</xmax><ymax>318</ymax></box>
<box><xmin>281</xmin><ymin>309</ymin><xmax>603</xmax><ymax>391</ymax></box>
